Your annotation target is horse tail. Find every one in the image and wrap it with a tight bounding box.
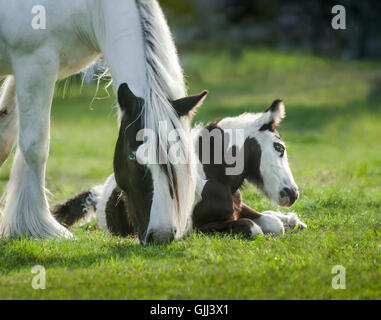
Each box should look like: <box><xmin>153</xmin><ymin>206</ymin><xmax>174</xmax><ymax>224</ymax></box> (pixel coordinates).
<box><xmin>136</xmin><ymin>0</ymin><xmax>197</xmax><ymax>238</ymax></box>
<box><xmin>52</xmin><ymin>185</ymin><xmax>104</xmax><ymax>228</ymax></box>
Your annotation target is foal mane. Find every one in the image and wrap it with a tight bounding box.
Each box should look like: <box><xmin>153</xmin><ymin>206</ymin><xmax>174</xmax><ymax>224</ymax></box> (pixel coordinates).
<box><xmin>135</xmin><ymin>0</ymin><xmax>195</xmax><ymax>236</ymax></box>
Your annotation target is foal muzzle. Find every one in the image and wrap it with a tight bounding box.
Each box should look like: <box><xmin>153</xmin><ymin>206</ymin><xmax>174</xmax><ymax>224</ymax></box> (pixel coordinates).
<box><xmin>279</xmin><ymin>187</ymin><xmax>299</xmax><ymax>206</ymax></box>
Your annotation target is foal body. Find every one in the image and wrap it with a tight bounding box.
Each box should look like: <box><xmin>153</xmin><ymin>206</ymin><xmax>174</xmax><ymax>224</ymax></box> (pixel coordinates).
<box><xmin>53</xmin><ymin>100</ymin><xmax>307</xmax><ymax>238</ymax></box>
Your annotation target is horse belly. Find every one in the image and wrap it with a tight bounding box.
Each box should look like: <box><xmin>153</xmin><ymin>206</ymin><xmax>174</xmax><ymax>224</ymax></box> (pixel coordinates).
<box><xmin>57</xmin><ymin>47</ymin><xmax>100</xmax><ymax>80</ymax></box>
<box><xmin>0</xmin><ymin>0</ymin><xmax>99</xmax><ymax>78</ymax></box>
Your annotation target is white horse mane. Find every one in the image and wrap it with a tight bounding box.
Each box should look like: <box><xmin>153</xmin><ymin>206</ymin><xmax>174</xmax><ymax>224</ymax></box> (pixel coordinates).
<box><xmin>135</xmin><ymin>0</ymin><xmax>196</xmax><ymax>237</ymax></box>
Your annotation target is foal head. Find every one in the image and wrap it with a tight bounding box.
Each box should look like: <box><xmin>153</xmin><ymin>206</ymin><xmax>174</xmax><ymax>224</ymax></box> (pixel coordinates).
<box><xmin>219</xmin><ymin>100</ymin><xmax>299</xmax><ymax>206</ymax></box>
<box><xmin>249</xmin><ymin>100</ymin><xmax>298</xmax><ymax>206</ymax></box>
<box><xmin>114</xmin><ymin>83</ymin><xmax>207</xmax><ymax>244</ymax></box>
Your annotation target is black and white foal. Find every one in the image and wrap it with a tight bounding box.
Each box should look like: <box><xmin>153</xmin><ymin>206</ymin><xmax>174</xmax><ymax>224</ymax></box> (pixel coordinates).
<box><xmin>191</xmin><ymin>99</ymin><xmax>306</xmax><ymax>237</ymax></box>
<box><xmin>53</xmin><ymin>99</ymin><xmax>306</xmax><ymax>240</ymax></box>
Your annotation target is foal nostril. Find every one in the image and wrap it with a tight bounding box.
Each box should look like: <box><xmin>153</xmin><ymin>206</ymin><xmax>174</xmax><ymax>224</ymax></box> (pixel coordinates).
<box><xmin>280</xmin><ymin>189</ymin><xmax>288</xmax><ymax>199</ymax></box>
<box><xmin>280</xmin><ymin>187</ymin><xmax>298</xmax><ymax>205</ymax></box>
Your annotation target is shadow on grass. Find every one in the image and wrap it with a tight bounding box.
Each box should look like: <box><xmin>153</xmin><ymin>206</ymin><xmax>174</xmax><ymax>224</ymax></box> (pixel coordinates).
<box><xmin>0</xmin><ymin>234</ymin><xmax>186</xmax><ymax>273</ymax></box>
<box><xmin>0</xmin><ymin>229</ymin><xmax>263</xmax><ymax>273</ymax></box>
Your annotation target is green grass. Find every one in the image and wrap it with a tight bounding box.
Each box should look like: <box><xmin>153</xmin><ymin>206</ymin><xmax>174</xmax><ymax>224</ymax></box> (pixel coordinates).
<box><xmin>0</xmin><ymin>47</ymin><xmax>380</xmax><ymax>299</ymax></box>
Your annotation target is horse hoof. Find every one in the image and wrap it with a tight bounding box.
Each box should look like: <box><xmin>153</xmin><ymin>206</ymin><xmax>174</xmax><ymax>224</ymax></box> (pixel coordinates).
<box><xmin>144</xmin><ymin>229</ymin><xmax>175</xmax><ymax>245</ymax></box>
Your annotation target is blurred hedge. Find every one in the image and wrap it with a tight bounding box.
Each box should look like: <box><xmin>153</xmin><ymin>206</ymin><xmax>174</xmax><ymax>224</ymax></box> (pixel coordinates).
<box><xmin>159</xmin><ymin>0</ymin><xmax>381</xmax><ymax>60</ymax></box>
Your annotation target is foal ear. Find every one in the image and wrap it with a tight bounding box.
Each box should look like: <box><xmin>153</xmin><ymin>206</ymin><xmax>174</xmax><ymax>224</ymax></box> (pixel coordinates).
<box><xmin>172</xmin><ymin>90</ymin><xmax>208</xmax><ymax>117</ymax></box>
<box><xmin>259</xmin><ymin>99</ymin><xmax>286</xmax><ymax>131</ymax></box>
<box><xmin>117</xmin><ymin>83</ymin><xmax>141</xmax><ymax>118</ymax></box>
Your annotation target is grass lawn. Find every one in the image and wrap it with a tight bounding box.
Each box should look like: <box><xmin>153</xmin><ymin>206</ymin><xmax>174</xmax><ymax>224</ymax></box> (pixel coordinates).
<box><xmin>0</xmin><ymin>47</ymin><xmax>380</xmax><ymax>299</ymax></box>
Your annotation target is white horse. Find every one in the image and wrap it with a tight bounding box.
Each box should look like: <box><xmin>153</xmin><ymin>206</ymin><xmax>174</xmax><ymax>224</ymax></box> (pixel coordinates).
<box><xmin>0</xmin><ymin>0</ymin><xmax>197</xmax><ymax>243</ymax></box>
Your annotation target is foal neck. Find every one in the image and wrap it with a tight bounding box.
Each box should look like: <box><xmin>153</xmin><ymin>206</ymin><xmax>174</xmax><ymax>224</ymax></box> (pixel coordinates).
<box><xmin>193</xmin><ymin>122</ymin><xmax>250</xmax><ymax>193</ymax></box>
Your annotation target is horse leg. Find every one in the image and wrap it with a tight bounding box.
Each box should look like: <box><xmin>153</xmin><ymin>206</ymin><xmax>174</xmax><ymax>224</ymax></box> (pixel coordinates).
<box><xmin>0</xmin><ymin>54</ymin><xmax>71</xmax><ymax>238</ymax></box>
<box><xmin>0</xmin><ymin>76</ymin><xmax>17</xmax><ymax>168</ymax></box>
<box><xmin>197</xmin><ymin>218</ymin><xmax>263</xmax><ymax>239</ymax></box>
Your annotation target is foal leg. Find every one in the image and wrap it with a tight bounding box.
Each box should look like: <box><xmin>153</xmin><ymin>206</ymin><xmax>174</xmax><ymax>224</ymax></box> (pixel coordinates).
<box><xmin>198</xmin><ymin>218</ymin><xmax>263</xmax><ymax>239</ymax></box>
<box><xmin>103</xmin><ymin>187</ymin><xmax>134</xmax><ymax>237</ymax></box>
<box><xmin>240</xmin><ymin>203</ymin><xmax>284</xmax><ymax>236</ymax></box>
<box><xmin>52</xmin><ymin>189</ymin><xmax>98</xmax><ymax>228</ymax></box>
<box><xmin>0</xmin><ymin>76</ymin><xmax>17</xmax><ymax>168</ymax></box>
<box><xmin>228</xmin><ymin>219</ymin><xmax>263</xmax><ymax>238</ymax></box>
<box><xmin>240</xmin><ymin>204</ymin><xmax>306</xmax><ymax>233</ymax></box>
<box><xmin>261</xmin><ymin>211</ymin><xmax>307</xmax><ymax>230</ymax></box>
<box><xmin>0</xmin><ymin>54</ymin><xmax>71</xmax><ymax>238</ymax></box>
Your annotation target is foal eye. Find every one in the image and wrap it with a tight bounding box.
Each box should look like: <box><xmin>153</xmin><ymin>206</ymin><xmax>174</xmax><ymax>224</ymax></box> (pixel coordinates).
<box><xmin>273</xmin><ymin>143</ymin><xmax>285</xmax><ymax>157</ymax></box>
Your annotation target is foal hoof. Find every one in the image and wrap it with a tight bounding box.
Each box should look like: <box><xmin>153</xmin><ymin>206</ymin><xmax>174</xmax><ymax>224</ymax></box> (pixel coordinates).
<box><xmin>255</xmin><ymin>215</ymin><xmax>284</xmax><ymax>236</ymax></box>
<box><xmin>250</xmin><ymin>222</ymin><xmax>264</xmax><ymax>239</ymax></box>
<box><xmin>144</xmin><ymin>229</ymin><xmax>175</xmax><ymax>245</ymax></box>
<box><xmin>282</xmin><ymin>212</ymin><xmax>308</xmax><ymax>231</ymax></box>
